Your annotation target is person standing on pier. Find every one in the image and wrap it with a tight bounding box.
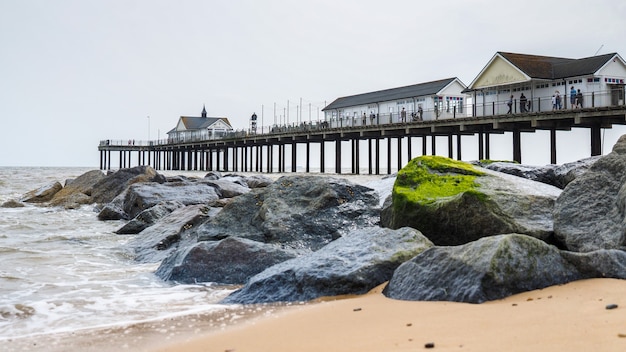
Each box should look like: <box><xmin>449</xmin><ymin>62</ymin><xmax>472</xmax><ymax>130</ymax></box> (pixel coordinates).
<box><xmin>401</xmin><ymin>107</ymin><xmax>407</xmax><ymax>123</ymax></box>
<box><xmin>570</xmin><ymin>86</ymin><xmax>577</xmax><ymax>108</ymax></box>
<box><xmin>520</xmin><ymin>93</ymin><xmax>527</xmax><ymax>113</ymax></box>
<box><xmin>555</xmin><ymin>91</ymin><xmax>562</xmax><ymax>110</ymax></box>
<box><xmin>576</xmin><ymin>89</ymin><xmax>583</xmax><ymax>108</ymax></box>
<box><xmin>507</xmin><ymin>95</ymin><xmax>513</xmax><ymax>114</ymax></box>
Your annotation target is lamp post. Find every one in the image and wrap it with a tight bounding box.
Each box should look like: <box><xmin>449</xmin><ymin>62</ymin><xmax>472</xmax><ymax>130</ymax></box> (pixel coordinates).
<box><xmin>147</xmin><ymin>116</ymin><xmax>151</xmax><ymax>142</ymax></box>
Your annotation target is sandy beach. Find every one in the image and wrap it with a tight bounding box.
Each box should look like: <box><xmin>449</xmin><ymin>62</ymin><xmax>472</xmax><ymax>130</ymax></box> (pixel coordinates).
<box><xmin>156</xmin><ymin>278</ymin><xmax>626</xmax><ymax>352</ymax></box>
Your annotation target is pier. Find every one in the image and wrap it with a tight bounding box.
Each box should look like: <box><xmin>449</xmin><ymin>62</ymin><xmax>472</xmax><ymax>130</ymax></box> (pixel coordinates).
<box><xmin>99</xmin><ymin>105</ymin><xmax>626</xmax><ymax>174</ymax></box>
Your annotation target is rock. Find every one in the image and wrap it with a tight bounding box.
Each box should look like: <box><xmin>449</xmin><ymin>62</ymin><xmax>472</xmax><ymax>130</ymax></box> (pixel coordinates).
<box><xmin>155</xmin><ymin>237</ymin><xmax>297</xmax><ymax>284</ymax></box>
<box><xmin>194</xmin><ymin>175</ymin><xmax>380</xmax><ymax>252</ymax></box>
<box><xmin>476</xmin><ymin>157</ymin><xmax>598</xmax><ymax>189</ymax></box>
<box><xmin>383</xmin><ymin>234</ymin><xmax>580</xmax><ymax>303</ymax></box>
<box><xmin>21</xmin><ymin>181</ymin><xmax>63</xmax><ymax>203</ymax></box>
<box><xmin>90</xmin><ymin>166</ymin><xmax>166</xmax><ymax>204</ymax></box>
<box><xmin>201</xmin><ymin>179</ymin><xmax>250</xmax><ymax>198</ymax></box>
<box><xmin>560</xmin><ymin>249</ymin><xmax>626</xmax><ymax>279</ymax></box>
<box><xmin>115</xmin><ymin>200</ymin><xmax>185</xmax><ymax>234</ymax></box>
<box><xmin>124</xmin><ymin>204</ymin><xmax>213</xmax><ymax>263</ymax></box>
<box><xmin>244</xmin><ymin>174</ymin><xmax>274</xmax><ymax>188</ymax></box>
<box><xmin>1</xmin><ymin>200</ymin><xmax>24</xmax><ymax>208</ymax></box>
<box><xmin>121</xmin><ymin>181</ymin><xmax>220</xmax><ymax>220</ymax></box>
<box><xmin>204</xmin><ymin>171</ymin><xmax>222</xmax><ymax>180</ymax></box>
<box><xmin>554</xmin><ymin>135</ymin><xmax>626</xmax><ymax>252</ymax></box>
<box><xmin>222</xmin><ymin>227</ymin><xmax>433</xmax><ymax>304</ymax></box>
<box><xmin>381</xmin><ymin>156</ymin><xmax>561</xmax><ymax>246</ymax></box>
<box><xmin>49</xmin><ymin>170</ymin><xmax>106</xmax><ymax>207</ymax></box>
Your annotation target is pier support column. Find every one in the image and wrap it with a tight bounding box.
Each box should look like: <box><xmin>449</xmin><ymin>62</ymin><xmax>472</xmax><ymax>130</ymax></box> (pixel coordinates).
<box><xmin>447</xmin><ymin>135</ymin><xmax>453</xmax><ymax>158</ymax></box>
<box><xmin>385</xmin><ymin>138</ymin><xmax>391</xmax><ymax>174</ymax></box>
<box><xmin>306</xmin><ymin>142</ymin><xmax>310</xmax><ymax>173</ymax></box>
<box><xmin>422</xmin><ymin>136</ymin><xmax>427</xmax><ymax>156</ymax></box>
<box><xmin>335</xmin><ymin>139</ymin><xmax>342</xmax><ymax>174</ymax></box>
<box><xmin>485</xmin><ymin>133</ymin><xmax>491</xmax><ymax>160</ymax></box>
<box><xmin>375</xmin><ymin>138</ymin><xmax>380</xmax><ymax>175</ymax></box>
<box><xmin>397</xmin><ymin>137</ymin><xmax>402</xmax><ymax>172</ymax></box>
<box><xmin>457</xmin><ymin>134</ymin><xmax>462</xmax><ymax>160</ymax></box>
<box><xmin>320</xmin><ymin>141</ymin><xmax>325</xmax><ymax>173</ymax></box>
<box><xmin>355</xmin><ymin>139</ymin><xmax>360</xmax><ymax>174</ymax></box>
<box><xmin>407</xmin><ymin>137</ymin><xmax>412</xmax><ymax>163</ymax></box>
<box><xmin>368</xmin><ymin>139</ymin><xmax>373</xmax><ymax>175</ymax></box>
<box><xmin>268</xmin><ymin>145</ymin><xmax>273</xmax><ymax>173</ymax></box>
<box><xmin>478</xmin><ymin>132</ymin><xmax>484</xmax><ymax>160</ymax></box>
<box><xmin>292</xmin><ymin>142</ymin><xmax>297</xmax><ymax>173</ymax></box>
<box><xmin>550</xmin><ymin>128</ymin><xmax>557</xmax><ymax>164</ymax></box>
<box><xmin>591</xmin><ymin>124</ymin><xmax>602</xmax><ymax>156</ymax></box>
<box><xmin>513</xmin><ymin>129</ymin><xmax>522</xmax><ymax>163</ymax></box>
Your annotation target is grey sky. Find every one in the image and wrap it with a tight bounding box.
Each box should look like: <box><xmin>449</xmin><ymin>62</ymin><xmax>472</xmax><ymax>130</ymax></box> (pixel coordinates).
<box><xmin>1</xmin><ymin>0</ymin><xmax>625</xmax><ymax>167</ymax></box>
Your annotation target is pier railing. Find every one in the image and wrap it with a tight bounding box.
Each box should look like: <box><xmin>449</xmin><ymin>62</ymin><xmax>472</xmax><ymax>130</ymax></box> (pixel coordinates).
<box><xmin>100</xmin><ymin>88</ymin><xmax>625</xmax><ymax>148</ymax></box>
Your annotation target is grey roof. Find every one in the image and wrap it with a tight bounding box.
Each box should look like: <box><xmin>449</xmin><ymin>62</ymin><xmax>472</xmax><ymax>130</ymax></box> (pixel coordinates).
<box><xmin>322</xmin><ymin>77</ymin><xmax>460</xmax><ymax>111</ymax></box>
<box><xmin>167</xmin><ymin>116</ymin><xmax>232</xmax><ymax>134</ymax></box>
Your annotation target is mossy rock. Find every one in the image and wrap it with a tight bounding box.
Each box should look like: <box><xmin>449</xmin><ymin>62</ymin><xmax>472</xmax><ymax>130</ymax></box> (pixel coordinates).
<box><xmin>381</xmin><ymin>156</ymin><xmax>559</xmax><ymax>246</ymax></box>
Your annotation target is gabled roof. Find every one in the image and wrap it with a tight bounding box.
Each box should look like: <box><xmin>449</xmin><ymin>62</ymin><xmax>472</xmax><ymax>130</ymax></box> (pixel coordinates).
<box><xmin>468</xmin><ymin>52</ymin><xmax>620</xmax><ymax>90</ymax></box>
<box><xmin>167</xmin><ymin>116</ymin><xmax>232</xmax><ymax>134</ymax></box>
<box><xmin>322</xmin><ymin>77</ymin><xmax>463</xmax><ymax>111</ymax></box>
<box><xmin>499</xmin><ymin>52</ymin><xmax>617</xmax><ymax>79</ymax></box>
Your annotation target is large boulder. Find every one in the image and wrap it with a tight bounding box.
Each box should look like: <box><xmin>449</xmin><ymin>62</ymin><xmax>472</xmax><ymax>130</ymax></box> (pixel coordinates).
<box><xmin>553</xmin><ymin>135</ymin><xmax>626</xmax><ymax>252</ymax></box>
<box><xmin>115</xmin><ymin>200</ymin><xmax>185</xmax><ymax>234</ymax></box>
<box><xmin>381</xmin><ymin>156</ymin><xmax>561</xmax><ymax>246</ymax></box>
<box><xmin>383</xmin><ymin>234</ymin><xmax>581</xmax><ymax>304</ymax></box>
<box><xmin>201</xmin><ymin>178</ymin><xmax>250</xmax><ymax>198</ymax></box>
<box><xmin>477</xmin><ymin>157</ymin><xmax>599</xmax><ymax>189</ymax></box>
<box><xmin>90</xmin><ymin>166</ymin><xmax>166</xmax><ymax>204</ymax></box>
<box><xmin>222</xmin><ymin>227</ymin><xmax>433</xmax><ymax>304</ymax></box>
<box><xmin>49</xmin><ymin>170</ymin><xmax>106</xmax><ymax>207</ymax></box>
<box><xmin>21</xmin><ymin>181</ymin><xmax>63</xmax><ymax>203</ymax></box>
<box><xmin>193</xmin><ymin>175</ymin><xmax>380</xmax><ymax>252</ymax></box>
<box><xmin>121</xmin><ymin>181</ymin><xmax>220</xmax><ymax>219</ymax></box>
<box><xmin>155</xmin><ymin>237</ymin><xmax>297</xmax><ymax>284</ymax></box>
<box><xmin>560</xmin><ymin>249</ymin><xmax>626</xmax><ymax>279</ymax></box>
<box><xmin>124</xmin><ymin>204</ymin><xmax>213</xmax><ymax>263</ymax></box>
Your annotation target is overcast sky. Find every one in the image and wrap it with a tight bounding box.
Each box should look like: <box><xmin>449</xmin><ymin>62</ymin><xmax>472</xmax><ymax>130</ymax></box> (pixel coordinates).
<box><xmin>1</xmin><ymin>0</ymin><xmax>626</xmax><ymax>167</ymax></box>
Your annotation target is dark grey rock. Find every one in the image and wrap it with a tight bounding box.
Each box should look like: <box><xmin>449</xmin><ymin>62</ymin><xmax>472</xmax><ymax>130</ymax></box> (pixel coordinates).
<box><xmin>124</xmin><ymin>204</ymin><xmax>212</xmax><ymax>263</ymax></box>
<box><xmin>244</xmin><ymin>174</ymin><xmax>274</xmax><ymax>188</ymax></box>
<box><xmin>222</xmin><ymin>227</ymin><xmax>433</xmax><ymax>304</ymax></box>
<box><xmin>121</xmin><ymin>182</ymin><xmax>220</xmax><ymax>219</ymax></box>
<box><xmin>90</xmin><ymin>166</ymin><xmax>166</xmax><ymax>204</ymax></box>
<box><xmin>204</xmin><ymin>171</ymin><xmax>222</xmax><ymax>180</ymax></box>
<box><xmin>194</xmin><ymin>175</ymin><xmax>380</xmax><ymax>252</ymax></box>
<box><xmin>21</xmin><ymin>181</ymin><xmax>63</xmax><ymax>203</ymax></box>
<box><xmin>554</xmin><ymin>135</ymin><xmax>626</xmax><ymax>252</ymax></box>
<box><xmin>200</xmin><ymin>179</ymin><xmax>250</xmax><ymax>198</ymax></box>
<box><xmin>476</xmin><ymin>157</ymin><xmax>598</xmax><ymax>189</ymax></box>
<box><xmin>383</xmin><ymin>234</ymin><xmax>581</xmax><ymax>303</ymax></box>
<box><xmin>115</xmin><ymin>200</ymin><xmax>185</xmax><ymax>234</ymax></box>
<box><xmin>560</xmin><ymin>249</ymin><xmax>626</xmax><ymax>279</ymax></box>
<box><xmin>155</xmin><ymin>237</ymin><xmax>297</xmax><ymax>284</ymax></box>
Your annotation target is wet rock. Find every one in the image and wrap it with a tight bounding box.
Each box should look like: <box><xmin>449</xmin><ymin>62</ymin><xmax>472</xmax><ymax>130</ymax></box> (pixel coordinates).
<box><xmin>21</xmin><ymin>181</ymin><xmax>63</xmax><ymax>203</ymax></box>
<box><xmin>115</xmin><ymin>200</ymin><xmax>185</xmax><ymax>234</ymax></box>
<box><xmin>49</xmin><ymin>170</ymin><xmax>106</xmax><ymax>207</ymax></box>
<box><xmin>90</xmin><ymin>166</ymin><xmax>166</xmax><ymax>204</ymax></box>
<box><xmin>1</xmin><ymin>200</ymin><xmax>24</xmax><ymax>208</ymax></box>
<box><xmin>124</xmin><ymin>204</ymin><xmax>214</xmax><ymax>263</ymax></box>
<box><xmin>383</xmin><ymin>234</ymin><xmax>580</xmax><ymax>303</ymax></box>
<box><xmin>244</xmin><ymin>174</ymin><xmax>274</xmax><ymax>188</ymax></box>
<box><xmin>222</xmin><ymin>227</ymin><xmax>433</xmax><ymax>304</ymax></box>
<box><xmin>554</xmin><ymin>135</ymin><xmax>626</xmax><ymax>252</ymax></box>
<box><xmin>194</xmin><ymin>175</ymin><xmax>380</xmax><ymax>252</ymax></box>
<box><xmin>381</xmin><ymin>156</ymin><xmax>560</xmax><ymax>246</ymax></box>
<box><xmin>156</xmin><ymin>237</ymin><xmax>297</xmax><ymax>284</ymax></box>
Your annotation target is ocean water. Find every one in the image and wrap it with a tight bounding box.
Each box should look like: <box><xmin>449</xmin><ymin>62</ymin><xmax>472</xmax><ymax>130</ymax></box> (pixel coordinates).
<box><xmin>0</xmin><ymin>167</ymin><xmax>235</xmax><ymax>341</ymax></box>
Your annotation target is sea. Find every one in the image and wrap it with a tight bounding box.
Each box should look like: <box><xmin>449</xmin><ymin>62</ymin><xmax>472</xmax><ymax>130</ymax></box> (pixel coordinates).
<box><xmin>0</xmin><ymin>166</ymin><xmax>393</xmax><ymax>351</ymax></box>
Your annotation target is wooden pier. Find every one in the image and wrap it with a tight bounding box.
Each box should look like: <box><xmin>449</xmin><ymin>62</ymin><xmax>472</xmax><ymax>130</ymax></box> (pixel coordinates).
<box><xmin>98</xmin><ymin>106</ymin><xmax>626</xmax><ymax>174</ymax></box>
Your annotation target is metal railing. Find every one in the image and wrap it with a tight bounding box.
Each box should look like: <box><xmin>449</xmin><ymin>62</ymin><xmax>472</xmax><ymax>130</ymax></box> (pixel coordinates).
<box><xmin>100</xmin><ymin>88</ymin><xmax>626</xmax><ymax>148</ymax></box>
